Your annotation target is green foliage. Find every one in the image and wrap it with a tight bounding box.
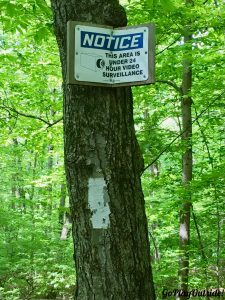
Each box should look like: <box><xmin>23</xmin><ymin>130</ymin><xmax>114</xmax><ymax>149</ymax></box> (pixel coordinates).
<box><xmin>128</xmin><ymin>0</ymin><xmax>225</xmax><ymax>296</ymax></box>
<box><xmin>0</xmin><ymin>0</ymin><xmax>74</xmax><ymax>298</ymax></box>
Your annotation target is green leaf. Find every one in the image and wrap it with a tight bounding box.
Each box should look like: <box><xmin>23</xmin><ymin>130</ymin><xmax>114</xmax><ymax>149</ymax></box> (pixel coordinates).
<box><xmin>34</xmin><ymin>26</ymin><xmax>51</xmax><ymax>42</ymax></box>
<box><xmin>35</xmin><ymin>0</ymin><xmax>51</xmax><ymax>16</ymax></box>
<box><xmin>146</xmin><ymin>0</ymin><xmax>154</xmax><ymax>7</ymax></box>
<box><xmin>6</xmin><ymin>3</ymin><xmax>17</xmax><ymax>17</ymax></box>
<box><xmin>160</xmin><ymin>0</ymin><xmax>176</xmax><ymax>11</ymax></box>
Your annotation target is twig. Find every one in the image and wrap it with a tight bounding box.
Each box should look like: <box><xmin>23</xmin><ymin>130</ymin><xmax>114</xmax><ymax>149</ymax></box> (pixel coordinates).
<box><xmin>156</xmin><ymin>35</ymin><xmax>181</xmax><ymax>56</ymax></box>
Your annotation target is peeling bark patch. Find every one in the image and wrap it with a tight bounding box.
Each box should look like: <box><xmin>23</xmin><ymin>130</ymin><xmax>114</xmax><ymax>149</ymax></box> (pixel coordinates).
<box><xmin>180</xmin><ymin>223</ymin><xmax>188</xmax><ymax>241</ymax></box>
<box><xmin>88</xmin><ymin>178</ymin><xmax>110</xmax><ymax>229</ymax></box>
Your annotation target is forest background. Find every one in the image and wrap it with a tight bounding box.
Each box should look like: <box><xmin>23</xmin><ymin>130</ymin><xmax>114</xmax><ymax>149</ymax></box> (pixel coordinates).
<box><xmin>0</xmin><ymin>0</ymin><xmax>224</xmax><ymax>299</ymax></box>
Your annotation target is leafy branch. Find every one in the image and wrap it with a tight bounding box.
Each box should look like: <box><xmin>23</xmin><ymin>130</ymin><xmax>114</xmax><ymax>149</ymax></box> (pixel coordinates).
<box><xmin>0</xmin><ymin>104</ymin><xmax>63</xmax><ymax>128</ymax></box>
<box><xmin>142</xmin><ymin>91</ymin><xmax>225</xmax><ymax>174</ymax></box>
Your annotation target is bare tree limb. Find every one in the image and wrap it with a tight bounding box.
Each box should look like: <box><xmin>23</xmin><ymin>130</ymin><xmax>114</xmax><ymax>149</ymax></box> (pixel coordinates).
<box><xmin>191</xmin><ymin>205</ymin><xmax>210</xmax><ymax>300</ymax></box>
<box><xmin>191</xmin><ymin>205</ymin><xmax>208</xmax><ymax>260</ymax></box>
<box><xmin>0</xmin><ymin>105</ymin><xmax>63</xmax><ymax>127</ymax></box>
<box><xmin>47</xmin><ymin>116</ymin><xmax>63</xmax><ymax>128</ymax></box>
<box><xmin>156</xmin><ymin>80</ymin><xmax>183</xmax><ymax>95</ymax></box>
<box><xmin>156</xmin><ymin>35</ymin><xmax>181</xmax><ymax>56</ymax></box>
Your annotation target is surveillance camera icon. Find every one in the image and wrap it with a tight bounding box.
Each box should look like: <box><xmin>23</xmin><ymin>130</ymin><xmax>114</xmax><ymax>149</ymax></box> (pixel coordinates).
<box><xmin>80</xmin><ymin>53</ymin><xmax>105</xmax><ymax>72</ymax></box>
<box><xmin>96</xmin><ymin>58</ymin><xmax>105</xmax><ymax>69</ymax></box>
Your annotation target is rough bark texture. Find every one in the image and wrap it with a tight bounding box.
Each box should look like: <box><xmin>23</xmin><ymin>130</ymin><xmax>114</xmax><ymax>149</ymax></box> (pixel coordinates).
<box><xmin>50</xmin><ymin>0</ymin><xmax>155</xmax><ymax>299</ymax></box>
<box><xmin>179</xmin><ymin>1</ymin><xmax>193</xmax><ymax>298</ymax></box>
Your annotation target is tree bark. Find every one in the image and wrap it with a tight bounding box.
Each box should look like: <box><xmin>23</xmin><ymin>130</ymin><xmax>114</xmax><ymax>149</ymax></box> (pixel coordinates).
<box><xmin>50</xmin><ymin>0</ymin><xmax>155</xmax><ymax>299</ymax></box>
<box><xmin>178</xmin><ymin>0</ymin><xmax>193</xmax><ymax>298</ymax></box>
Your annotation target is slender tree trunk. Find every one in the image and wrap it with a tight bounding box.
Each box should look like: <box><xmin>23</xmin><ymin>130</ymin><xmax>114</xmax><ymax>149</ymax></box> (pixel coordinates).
<box><xmin>11</xmin><ymin>138</ymin><xmax>26</xmax><ymax>212</ymax></box>
<box><xmin>50</xmin><ymin>0</ymin><xmax>155</xmax><ymax>299</ymax></box>
<box><xmin>149</xmin><ymin>163</ymin><xmax>160</xmax><ymax>263</ymax></box>
<box><xmin>60</xmin><ymin>211</ymin><xmax>71</xmax><ymax>240</ymax></box>
<box><xmin>47</xmin><ymin>144</ymin><xmax>54</xmax><ymax>214</ymax></box>
<box><xmin>59</xmin><ymin>183</ymin><xmax>66</xmax><ymax>227</ymax></box>
<box><xmin>59</xmin><ymin>181</ymin><xmax>71</xmax><ymax>240</ymax></box>
<box><xmin>178</xmin><ymin>0</ymin><xmax>193</xmax><ymax>298</ymax></box>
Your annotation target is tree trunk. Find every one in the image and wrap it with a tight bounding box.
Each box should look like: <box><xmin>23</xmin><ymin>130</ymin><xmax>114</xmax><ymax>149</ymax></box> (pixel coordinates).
<box><xmin>178</xmin><ymin>0</ymin><xmax>193</xmax><ymax>298</ymax></box>
<box><xmin>50</xmin><ymin>0</ymin><xmax>155</xmax><ymax>299</ymax></box>
<box><xmin>59</xmin><ymin>183</ymin><xmax>66</xmax><ymax>227</ymax></box>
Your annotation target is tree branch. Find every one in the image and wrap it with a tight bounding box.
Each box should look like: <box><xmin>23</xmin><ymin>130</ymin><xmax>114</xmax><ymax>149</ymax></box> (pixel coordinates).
<box><xmin>141</xmin><ymin>91</ymin><xmax>225</xmax><ymax>174</ymax></box>
<box><xmin>192</xmin><ymin>100</ymin><xmax>213</xmax><ymax>165</ymax></box>
<box><xmin>156</xmin><ymin>35</ymin><xmax>181</xmax><ymax>56</ymax></box>
<box><xmin>156</xmin><ymin>80</ymin><xmax>183</xmax><ymax>95</ymax></box>
<box><xmin>149</xmin><ymin>230</ymin><xmax>160</xmax><ymax>261</ymax></box>
<box><xmin>191</xmin><ymin>205</ymin><xmax>208</xmax><ymax>260</ymax></box>
<box><xmin>47</xmin><ymin>116</ymin><xmax>63</xmax><ymax>128</ymax></box>
<box><xmin>191</xmin><ymin>205</ymin><xmax>210</xmax><ymax>300</ymax></box>
<box><xmin>0</xmin><ymin>105</ymin><xmax>63</xmax><ymax>127</ymax></box>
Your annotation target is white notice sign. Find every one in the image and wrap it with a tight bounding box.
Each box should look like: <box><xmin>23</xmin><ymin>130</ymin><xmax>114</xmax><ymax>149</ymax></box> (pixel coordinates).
<box><xmin>67</xmin><ymin>22</ymin><xmax>155</xmax><ymax>87</ymax></box>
